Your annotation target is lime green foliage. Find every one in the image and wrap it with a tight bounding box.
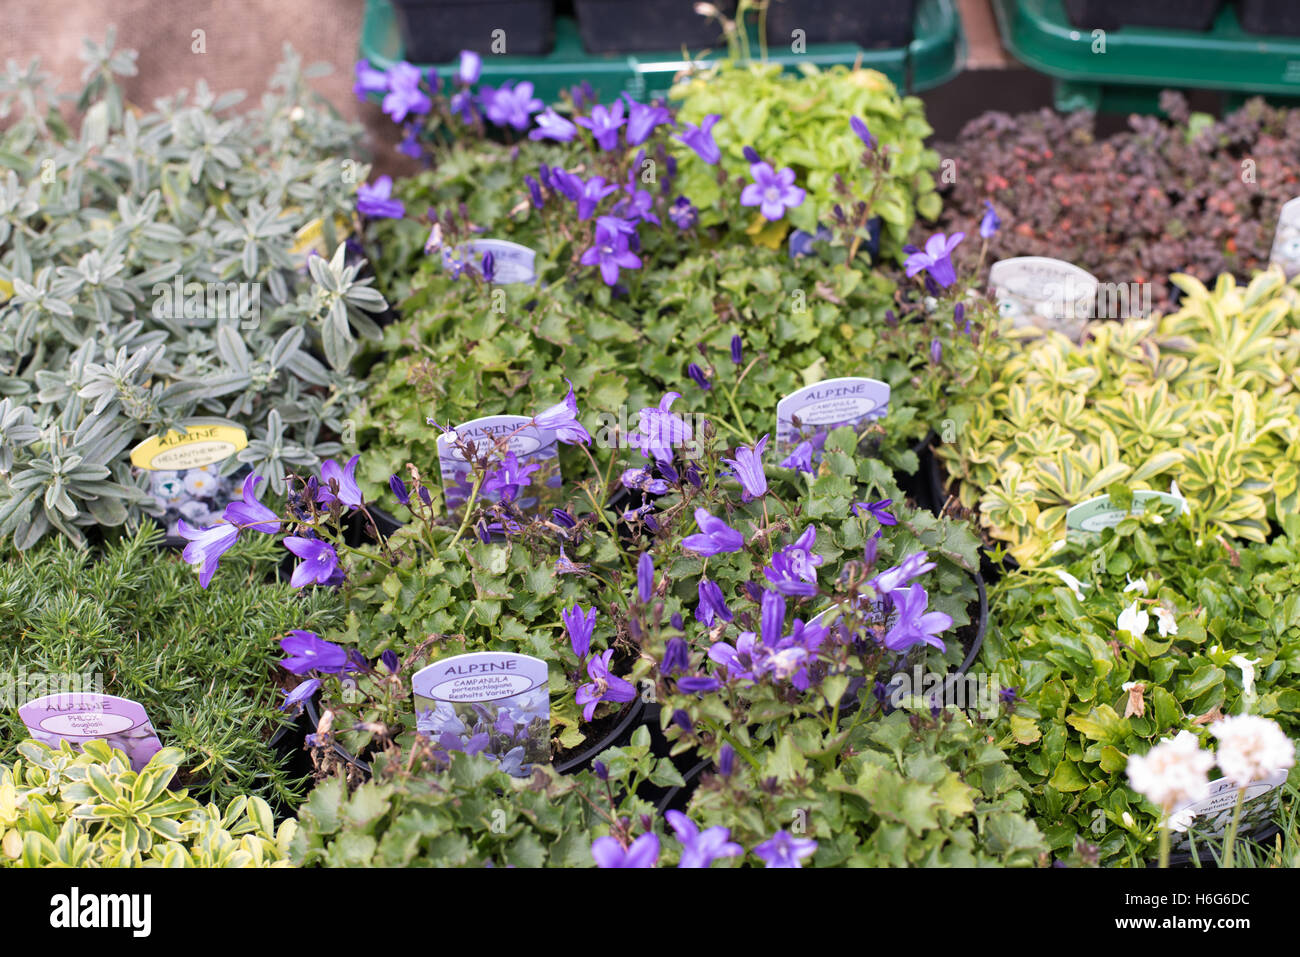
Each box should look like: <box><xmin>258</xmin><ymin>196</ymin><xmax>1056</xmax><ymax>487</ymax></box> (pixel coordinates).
<box><xmin>1</xmin><ymin>739</ymin><xmax>295</xmax><ymax>867</ymax></box>
<box><xmin>291</xmin><ymin>730</ymin><xmax>673</xmax><ymax>867</ymax></box>
<box><xmin>940</xmin><ymin>270</ymin><xmax>1300</xmax><ymax>566</ymax></box>
<box><xmin>669</xmin><ymin>62</ymin><xmax>940</xmax><ymax>258</ymax></box>
<box><xmin>0</xmin><ymin>525</ymin><xmax>343</xmax><ymax>806</ymax></box>
<box><xmin>985</xmin><ymin>509</ymin><xmax>1300</xmax><ymax>864</ymax></box>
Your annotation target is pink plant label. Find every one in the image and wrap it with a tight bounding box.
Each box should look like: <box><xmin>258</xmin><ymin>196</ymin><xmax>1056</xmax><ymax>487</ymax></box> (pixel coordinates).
<box><xmin>18</xmin><ymin>692</ymin><xmax>163</xmax><ymax>772</ymax></box>
<box><xmin>411</xmin><ymin>652</ymin><xmax>550</xmax><ymax>777</ymax></box>
<box><xmin>775</xmin><ymin>376</ymin><xmax>890</xmax><ymax>462</ymax></box>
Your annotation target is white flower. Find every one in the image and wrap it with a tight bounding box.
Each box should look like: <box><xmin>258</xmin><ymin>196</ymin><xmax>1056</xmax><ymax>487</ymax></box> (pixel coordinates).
<box><xmin>1126</xmin><ymin>730</ymin><xmax>1215</xmax><ymax>810</ymax></box>
<box><xmin>1121</xmin><ymin>811</ymin><xmax>1135</xmax><ymax>829</ymax></box>
<box><xmin>1229</xmin><ymin>654</ymin><xmax>1262</xmax><ymax>699</ymax></box>
<box><xmin>1123</xmin><ymin>575</ymin><xmax>1149</xmax><ymax>595</ymax></box>
<box><xmin>1163</xmin><ymin>807</ymin><xmax>1197</xmax><ymax>833</ymax></box>
<box><xmin>1053</xmin><ymin>569</ymin><xmax>1088</xmax><ymax>601</ymax></box>
<box><xmin>1210</xmin><ymin>714</ymin><xmax>1297</xmax><ymax>789</ymax></box>
<box><xmin>1117</xmin><ymin>601</ymin><xmax>1149</xmax><ymax>638</ymax></box>
<box><xmin>1153</xmin><ymin>605</ymin><xmax>1178</xmax><ymax>638</ymax></box>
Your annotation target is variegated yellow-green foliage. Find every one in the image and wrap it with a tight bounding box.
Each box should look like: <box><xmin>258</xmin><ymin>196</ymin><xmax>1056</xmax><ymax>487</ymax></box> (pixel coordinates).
<box><xmin>0</xmin><ymin>740</ymin><xmax>295</xmax><ymax>868</ymax></box>
<box><xmin>938</xmin><ymin>269</ymin><xmax>1300</xmax><ymax>566</ymax></box>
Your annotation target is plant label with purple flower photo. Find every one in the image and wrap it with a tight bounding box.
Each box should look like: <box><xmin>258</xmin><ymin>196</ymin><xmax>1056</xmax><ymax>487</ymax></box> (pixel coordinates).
<box><xmin>1268</xmin><ymin>197</ymin><xmax>1300</xmax><ymax>279</ymax></box>
<box><xmin>19</xmin><ymin>693</ymin><xmax>163</xmax><ymax>772</ymax></box>
<box><xmin>412</xmin><ymin>652</ymin><xmax>550</xmax><ymax>777</ymax></box>
<box><xmin>1065</xmin><ymin>489</ymin><xmax>1189</xmax><ymax>534</ymax></box>
<box><xmin>436</xmin><ymin>414</ymin><xmax>564</xmax><ymax>519</ymax></box>
<box><xmin>989</xmin><ymin>257</ymin><xmax>1097</xmax><ymax>341</ymax></box>
<box><xmin>449</xmin><ymin>239</ymin><xmax>537</xmax><ymax>285</ymax></box>
<box><xmin>1168</xmin><ymin>770</ymin><xmax>1288</xmax><ymax>851</ymax></box>
<box><xmin>129</xmin><ymin>417</ymin><xmax>249</xmax><ymax>538</ymax></box>
<box><xmin>775</xmin><ymin>377</ymin><xmax>890</xmax><ymax>463</ymax></box>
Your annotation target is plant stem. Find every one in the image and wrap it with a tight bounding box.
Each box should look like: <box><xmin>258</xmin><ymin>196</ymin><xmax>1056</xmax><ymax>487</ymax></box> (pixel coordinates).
<box><xmin>1222</xmin><ymin>788</ymin><xmax>1246</xmax><ymax>868</ymax></box>
<box><xmin>447</xmin><ymin>475</ymin><xmax>483</xmax><ymax>547</ymax></box>
<box><xmin>1158</xmin><ymin>820</ymin><xmax>1171</xmax><ymax>869</ymax></box>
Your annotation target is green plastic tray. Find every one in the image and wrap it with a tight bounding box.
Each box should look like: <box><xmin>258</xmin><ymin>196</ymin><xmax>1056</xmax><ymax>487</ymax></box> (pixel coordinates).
<box><xmin>359</xmin><ymin>0</ymin><xmax>965</xmax><ymax>101</ymax></box>
<box><xmin>993</xmin><ymin>0</ymin><xmax>1300</xmax><ymax>112</ymax></box>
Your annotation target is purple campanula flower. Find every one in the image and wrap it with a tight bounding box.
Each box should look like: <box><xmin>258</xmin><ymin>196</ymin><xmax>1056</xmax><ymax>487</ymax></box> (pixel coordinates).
<box><xmin>730</xmin><ymin>335</ymin><xmax>743</xmax><ymax>365</ymax></box>
<box><xmin>280</xmin><ymin>678</ymin><xmax>321</xmax><ymax>713</ymax></box>
<box><xmin>740</xmin><ymin>162</ymin><xmax>805</xmax><ymax>222</ymax></box>
<box><xmin>851</xmin><ymin>499</ymin><xmax>897</xmax><ymax>525</ymax></box>
<box><xmin>418</xmin><ymin>485</ymin><xmax>432</xmax><ymax>506</ymax></box>
<box><xmin>581</xmin><ymin>219</ymin><xmax>642</xmax><ymax>286</ymax></box>
<box><xmin>316</xmin><ymin>454</ymin><xmax>364</xmax><ymax>509</ymax></box>
<box><xmin>389</xmin><ymin>474</ymin><xmax>411</xmax><ymax>506</ymax></box>
<box><xmin>280</xmin><ymin>630</ymin><xmax>348</xmax><ymax>675</ymax></box>
<box><xmin>763</xmin><ymin>551</ymin><xmax>820</xmax><ymax>597</ymax></box>
<box><xmin>671</xmin><ymin>708</ymin><xmax>692</xmax><ymax>732</ymax></box>
<box><xmin>953</xmin><ymin>301</ymin><xmax>965</xmax><ymax>327</ymax></box>
<box><xmin>670</xmin><ymin>612</ymin><xmax>685</xmax><ymax>631</ymax></box>
<box><xmin>563</xmin><ymin>604</ymin><xmax>597</xmax><ymax>660</ymax></box>
<box><xmin>177</xmin><ymin>520</ymin><xmax>239</xmax><ymax>589</ymax></box>
<box><xmin>616</xmin><ymin>184</ymin><xmax>660</xmax><ymax>226</ymax></box>
<box><xmin>356</xmin><ymin>176</ymin><xmax>405</xmax><ymax>220</ymax></box>
<box><xmin>754</xmin><ymin>830</ymin><xmax>818</xmax><ymax>868</ymax></box>
<box><xmin>591</xmin><ymin>833</ymin><xmax>659</xmax><ymax>868</ymax></box>
<box><xmin>667</xmin><ymin>196</ymin><xmax>697</xmax><ymax>232</ymax></box>
<box><xmin>742</xmin><ymin>145</ymin><xmax>760</xmax><ymax>164</ymax></box>
<box><xmin>480</xmin><ymin>251</ymin><xmax>495</xmax><ymax>282</ymax></box>
<box><xmin>863</xmin><ymin>533</ymin><xmax>880</xmax><ymax>572</ymax></box>
<box><xmin>924</xmin><ymin>274</ymin><xmax>942</xmax><ymax>299</ymax></box>
<box><xmin>871</xmin><ymin>550</ymin><xmax>936</xmax><ymax>597</ymax></box>
<box><xmin>524</xmin><ymin>175</ymin><xmax>544</xmax><ymax>208</ymax></box>
<box><xmin>930</xmin><ymin>339</ymin><xmax>942</xmax><ymax>365</ymax></box>
<box><xmin>593</xmin><ymin>760</ymin><xmax>609</xmax><ymax>781</ymax></box>
<box><xmin>532</xmin><ymin>378</ymin><xmax>592</xmax><ymax>445</ymax></box>
<box><xmin>708</xmin><ymin>631</ymin><xmax>759</xmax><ymax>682</ymax></box>
<box><xmin>353</xmin><ymin>59</ymin><xmax>389</xmax><ymax>99</ymax></box>
<box><xmin>717</xmin><ymin>744</ymin><xmax>735</xmax><ymax>777</ymax></box>
<box><xmin>628</xmin><ymin>392</ymin><xmax>691</xmax><ymax>465</ymax></box>
<box><xmin>676</xmin><ymin>114</ymin><xmax>721</xmax><ymax>164</ymax></box>
<box><xmin>696</xmin><ymin>578</ymin><xmax>733</xmax><ymax>626</ymax></box>
<box><xmin>570</xmin><ymin>80</ymin><xmax>596</xmax><ymax>110</ymax></box>
<box><xmin>285</xmin><ymin>536</ymin><xmax>342</xmax><ymax>588</ymax></box>
<box><xmin>624</xmin><ymin>96</ymin><xmax>670</xmax><ymax>145</ymax></box>
<box><xmin>576</xmin><ymin>649</ymin><xmax>637</xmax><ymax>721</ymax></box>
<box><xmin>622</xmin><ymin>467</ymin><xmax>669</xmax><ymax>495</ymax></box>
<box><xmin>637</xmin><ymin>551</ymin><xmax>654</xmax><ymax>603</ymax></box>
<box><xmin>780</xmin><ymin>439</ymin><xmax>814</xmax><ymax>474</ymax></box>
<box><xmin>905</xmin><ymin>231</ymin><xmax>965</xmax><ymax>288</ymax></box>
<box><xmin>577</xmin><ymin>100</ymin><xmax>626</xmax><ymax>150</ymax></box>
<box><xmin>681</xmin><ymin>508</ymin><xmax>745</xmax><ymax>557</ymax></box>
<box><xmin>884</xmin><ymin>308</ymin><xmax>897</xmax><ymax>326</ymax></box>
<box><xmin>761</xmin><ymin>589</ymin><xmax>786</xmax><ymax>645</ymax></box>
<box><xmin>1000</xmin><ymin>686</ymin><xmax>1020</xmax><ymax>705</ymax></box>
<box><xmin>381</xmin><ymin>62</ymin><xmax>431</xmax><ymax>122</ymax></box>
<box><xmin>882</xmin><ymin>583</ymin><xmax>952</xmax><ymax>652</ymax></box>
<box><xmin>677</xmin><ymin>676</ymin><xmax>721</xmax><ymax>694</ymax></box>
<box><xmin>457</xmin><ymin>49</ymin><xmax>481</xmax><ymax>85</ymax></box>
<box><xmin>980</xmin><ymin>200</ymin><xmax>1001</xmax><ymax>239</ymax></box>
<box><xmin>722</xmin><ymin>434</ymin><xmax>768</xmax><ymax>502</ymax></box>
<box><xmin>529</xmin><ymin>107</ymin><xmax>578</xmax><ymax>142</ymax></box>
<box><xmin>850</xmin><ymin>115</ymin><xmax>876</xmax><ymax>150</ymax></box>
<box><xmin>551</xmin><ymin>507</ymin><xmax>576</xmax><ymax>528</ymax></box>
<box><xmin>381</xmin><ymin>649</ymin><xmax>400</xmax><ymax>674</ymax></box>
<box><xmin>397</xmin><ymin>128</ymin><xmax>422</xmax><ymax>159</ymax></box>
<box><xmin>662</xmin><ymin>637</ymin><xmax>689</xmax><ymax>675</ymax></box>
<box><xmin>570</xmin><ymin>173</ymin><xmax>619</xmax><ymax>220</ymax></box>
<box><xmin>484</xmin><ymin>80</ymin><xmax>543</xmax><ymax>130</ymax></box>
<box><xmin>687</xmin><ymin>362</ymin><xmax>711</xmax><ymax>391</ymax></box>
<box><xmin>224</xmin><ymin>474</ymin><xmax>279</xmax><ymax>534</ymax></box>
<box><xmin>450</xmin><ymin>89</ymin><xmax>478</xmax><ymax>124</ymax></box>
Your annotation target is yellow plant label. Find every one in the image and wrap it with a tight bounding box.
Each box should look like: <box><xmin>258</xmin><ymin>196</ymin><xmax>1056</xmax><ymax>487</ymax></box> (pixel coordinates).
<box><xmin>130</xmin><ymin>421</ymin><xmax>248</xmax><ymax>471</ymax></box>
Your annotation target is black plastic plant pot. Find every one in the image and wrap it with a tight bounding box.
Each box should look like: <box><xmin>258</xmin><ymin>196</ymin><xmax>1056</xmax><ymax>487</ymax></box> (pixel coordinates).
<box><xmin>1063</xmin><ymin>0</ymin><xmax>1221</xmax><ymax>31</ymax></box>
<box><xmin>1165</xmin><ymin>821</ymin><xmax>1282</xmax><ymax>867</ymax></box>
<box><xmin>574</xmin><ymin>0</ymin><xmax>737</xmax><ymax>53</ymax></box>
<box><xmin>896</xmin><ymin>429</ymin><xmax>939</xmax><ymax>515</ymax></box>
<box><xmin>554</xmin><ymin>697</ymin><xmax>648</xmax><ymax>775</ymax></box>
<box><xmin>765</xmin><ymin>0</ymin><xmax>916</xmax><ymax>51</ymax></box>
<box><xmin>390</xmin><ymin>0</ymin><xmax>555</xmax><ymax>64</ymax></box>
<box><xmin>1237</xmin><ymin>0</ymin><xmax>1300</xmax><ymax>35</ymax></box>
<box><xmin>654</xmin><ymin>756</ymin><xmax>711</xmax><ymax>815</ymax></box>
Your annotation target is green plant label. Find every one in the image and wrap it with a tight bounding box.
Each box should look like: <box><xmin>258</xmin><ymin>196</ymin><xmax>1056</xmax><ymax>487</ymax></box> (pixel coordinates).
<box><xmin>989</xmin><ymin>256</ymin><xmax>1097</xmax><ymax>340</ymax></box>
<box><xmin>1065</xmin><ymin>490</ymin><xmax>1188</xmax><ymax>533</ymax></box>
<box><xmin>1169</xmin><ymin>771</ymin><xmax>1287</xmax><ymax>851</ymax></box>
<box><xmin>1268</xmin><ymin>197</ymin><xmax>1300</xmax><ymax>279</ymax></box>
<box><xmin>18</xmin><ymin>692</ymin><xmax>163</xmax><ymax>772</ymax></box>
<box><xmin>435</xmin><ymin>414</ymin><xmax>563</xmax><ymax>519</ymax></box>
<box><xmin>452</xmin><ymin>239</ymin><xmax>537</xmax><ymax>284</ymax></box>
<box><xmin>412</xmin><ymin>652</ymin><xmax>550</xmax><ymax>777</ymax></box>
<box><xmin>775</xmin><ymin>376</ymin><xmax>890</xmax><ymax>462</ymax></box>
